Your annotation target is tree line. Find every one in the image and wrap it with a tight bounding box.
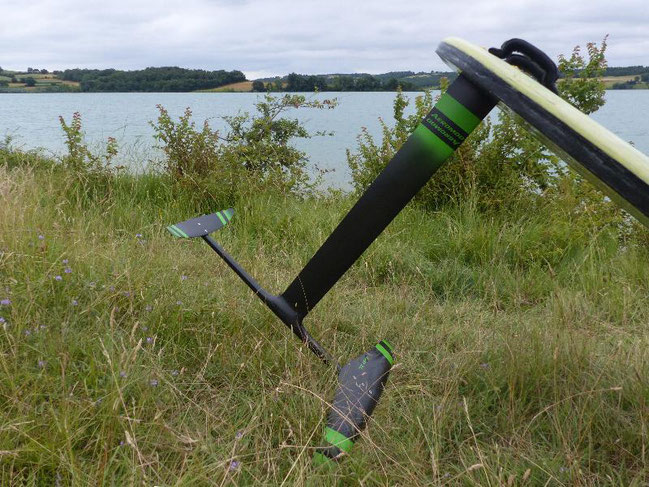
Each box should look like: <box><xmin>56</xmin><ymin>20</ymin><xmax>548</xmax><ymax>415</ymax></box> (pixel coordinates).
<box><xmin>57</xmin><ymin>67</ymin><xmax>246</xmax><ymax>92</ymax></box>
<box><xmin>603</xmin><ymin>66</ymin><xmax>649</xmax><ymax>77</ymax></box>
<box><xmin>254</xmin><ymin>71</ymin><xmax>457</xmax><ymax>92</ymax></box>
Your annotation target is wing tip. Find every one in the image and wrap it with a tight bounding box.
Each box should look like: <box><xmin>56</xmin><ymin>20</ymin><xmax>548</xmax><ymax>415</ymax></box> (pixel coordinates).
<box><xmin>167</xmin><ymin>225</ymin><xmax>188</xmax><ymax>238</ymax></box>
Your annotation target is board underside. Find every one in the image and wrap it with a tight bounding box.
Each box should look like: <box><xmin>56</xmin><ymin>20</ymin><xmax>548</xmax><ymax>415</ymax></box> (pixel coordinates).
<box><xmin>437</xmin><ymin>37</ymin><xmax>649</xmax><ymax>227</ymax></box>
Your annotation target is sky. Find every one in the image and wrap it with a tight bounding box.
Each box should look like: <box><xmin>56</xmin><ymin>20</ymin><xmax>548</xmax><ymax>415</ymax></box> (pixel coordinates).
<box><xmin>1</xmin><ymin>0</ymin><xmax>647</xmax><ymax>78</ymax></box>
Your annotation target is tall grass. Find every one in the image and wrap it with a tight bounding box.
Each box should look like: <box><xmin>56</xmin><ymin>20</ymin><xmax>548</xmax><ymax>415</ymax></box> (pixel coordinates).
<box><xmin>1</xmin><ymin>149</ymin><xmax>649</xmax><ymax>485</ymax></box>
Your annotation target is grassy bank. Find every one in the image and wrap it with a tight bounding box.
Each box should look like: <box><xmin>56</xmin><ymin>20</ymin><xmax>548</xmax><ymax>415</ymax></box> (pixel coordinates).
<box><xmin>198</xmin><ymin>81</ymin><xmax>255</xmax><ymax>93</ymax></box>
<box><xmin>1</xmin><ymin>149</ymin><xmax>649</xmax><ymax>485</ymax></box>
<box><xmin>601</xmin><ymin>75</ymin><xmax>649</xmax><ymax>90</ymax></box>
<box><xmin>0</xmin><ymin>72</ymin><xmax>80</xmax><ymax>93</ymax></box>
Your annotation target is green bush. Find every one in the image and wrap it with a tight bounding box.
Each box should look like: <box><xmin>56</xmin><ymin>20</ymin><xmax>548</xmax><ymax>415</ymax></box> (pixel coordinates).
<box><xmin>347</xmin><ymin>39</ymin><xmax>618</xmax><ymax>226</ymax></box>
<box><xmin>557</xmin><ymin>38</ymin><xmax>608</xmax><ymax>114</ymax></box>
<box><xmin>59</xmin><ymin>112</ymin><xmax>118</xmax><ymax>174</ymax></box>
<box><xmin>150</xmin><ymin>105</ymin><xmax>222</xmax><ymax>180</ymax></box>
<box><xmin>150</xmin><ymin>94</ymin><xmax>337</xmax><ymax>210</ymax></box>
<box><xmin>55</xmin><ymin>112</ymin><xmax>120</xmax><ymax>205</ymax></box>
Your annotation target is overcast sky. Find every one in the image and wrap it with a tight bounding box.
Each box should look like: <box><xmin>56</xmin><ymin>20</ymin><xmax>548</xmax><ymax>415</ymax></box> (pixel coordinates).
<box><xmin>1</xmin><ymin>0</ymin><xmax>647</xmax><ymax>77</ymax></box>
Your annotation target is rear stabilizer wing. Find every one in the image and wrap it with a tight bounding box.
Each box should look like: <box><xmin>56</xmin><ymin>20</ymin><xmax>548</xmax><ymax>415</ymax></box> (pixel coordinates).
<box><xmin>167</xmin><ymin>208</ymin><xmax>234</xmax><ymax>238</ymax></box>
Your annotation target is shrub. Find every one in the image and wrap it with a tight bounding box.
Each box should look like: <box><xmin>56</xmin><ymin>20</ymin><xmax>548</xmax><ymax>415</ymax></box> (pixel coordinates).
<box><xmin>218</xmin><ymin>94</ymin><xmax>336</xmax><ymax>190</ymax></box>
<box><xmin>557</xmin><ymin>37</ymin><xmax>608</xmax><ymax>114</ymax></box>
<box><xmin>348</xmin><ymin>39</ymin><xmax>618</xmax><ymax>227</ymax></box>
<box><xmin>57</xmin><ymin>112</ymin><xmax>120</xmax><ymax>204</ymax></box>
<box><xmin>150</xmin><ymin>93</ymin><xmax>337</xmax><ymax>209</ymax></box>
<box><xmin>59</xmin><ymin>112</ymin><xmax>118</xmax><ymax>173</ymax></box>
<box><xmin>150</xmin><ymin>106</ymin><xmax>220</xmax><ymax>180</ymax></box>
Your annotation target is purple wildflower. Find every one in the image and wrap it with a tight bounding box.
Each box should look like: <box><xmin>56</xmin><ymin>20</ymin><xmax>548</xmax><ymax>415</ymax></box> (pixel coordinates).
<box><xmin>109</xmin><ymin>286</ymin><xmax>115</xmax><ymax>291</ymax></box>
<box><xmin>119</xmin><ymin>440</ymin><xmax>125</xmax><ymax>446</ymax></box>
<box><xmin>181</xmin><ymin>275</ymin><xmax>188</xmax><ymax>281</ymax></box>
<box><xmin>176</xmin><ymin>300</ymin><xmax>182</xmax><ymax>305</ymax></box>
<box><xmin>71</xmin><ymin>299</ymin><xmax>78</xmax><ymax>306</ymax></box>
<box><xmin>145</xmin><ymin>305</ymin><xmax>152</xmax><ymax>312</ymax></box>
<box><xmin>89</xmin><ymin>281</ymin><xmax>96</xmax><ymax>287</ymax></box>
<box><xmin>235</xmin><ymin>431</ymin><xmax>243</xmax><ymax>440</ymax></box>
<box><xmin>146</xmin><ymin>337</ymin><xmax>153</xmax><ymax>344</ymax></box>
<box><xmin>54</xmin><ymin>275</ymin><xmax>63</xmax><ymax>281</ymax></box>
<box><xmin>0</xmin><ymin>317</ymin><xmax>4</xmax><ymax>323</ymax></box>
<box><xmin>62</xmin><ymin>259</ymin><xmax>68</xmax><ymax>264</ymax></box>
<box><xmin>150</xmin><ymin>379</ymin><xmax>158</xmax><ymax>387</ymax></box>
<box><xmin>136</xmin><ymin>233</ymin><xmax>143</xmax><ymax>238</ymax></box>
<box><xmin>171</xmin><ymin>369</ymin><xmax>179</xmax><ymax>376</ymax></box>
<box><xmin>38</xmin><ymin>235</ymin><xmax>44</xmax><ymax>240</ymax></box>
<box><xmin>120</xmin><ymin>370</ymin><xmax>127</xmax><ymax>378</ymax></box>
<box><xmin>64</xmin><ymin>267</ymin><xmax>72</xmax><ymax>274</ymax></box>
<box><xmin>123</xmin><ymin>291</ymin><xmax>130</xmax><ymax>297</ymax></box>
<box><xmin>229</xmin><ymin>460</ymin><xmax>240</xmax><ymax>471</ymax></box>
<box><xmin>38</xmin><ymin>360</ymin><xmax>46</xmax><ymax>368</ymax></box>
<box><xmin>0</xmin><ymin>299</ymin><xmax>10</xmax><ymax>306</ymax></box>
<box><xmin>25</xmin><ymin>330</ymin><xmax>31</xmax><ymax>336</ymax></box>
<box><xmin>480</xmin><ymin>363</ymin><xmax>489</xmax><ymax>369</ymax></box>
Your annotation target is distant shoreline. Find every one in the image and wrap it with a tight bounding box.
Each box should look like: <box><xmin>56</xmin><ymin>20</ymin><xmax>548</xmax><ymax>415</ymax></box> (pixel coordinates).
<box><xmin>2</xmin><ymin>87</ymin><xmax>647</xmax><ymax>94</ymax></box>
<box><xmin>1</xmin><ymin>68</ymin><xmax>648</xmax><ymax>93</ymax></box>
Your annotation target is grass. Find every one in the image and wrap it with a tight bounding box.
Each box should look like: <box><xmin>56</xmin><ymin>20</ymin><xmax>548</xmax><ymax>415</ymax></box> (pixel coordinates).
<box><xmin>198</xmin><ymin>81</ymin><xmax>255</xmax><ymax>93</ymax></box>
<box><xmin>1</xmin><ymin>151</ymin><xmax>649</xmax><ymax>485</ymax></box>
<box><xmin>601</xmin><ymin>75</ymin><xmax>649</xmax><ymax>89</ymax></box>
<box><xmin>0</xmin><ymin>73</ymin><xmax>80</xmax><ymax>92</ymax></box>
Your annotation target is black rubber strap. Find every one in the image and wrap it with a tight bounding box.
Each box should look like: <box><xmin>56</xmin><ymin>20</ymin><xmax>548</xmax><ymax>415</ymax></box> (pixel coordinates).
<box><xmin>489</xmin><ymin>38</ymin><xmax>559</xmax><ymax>93</ymax></box>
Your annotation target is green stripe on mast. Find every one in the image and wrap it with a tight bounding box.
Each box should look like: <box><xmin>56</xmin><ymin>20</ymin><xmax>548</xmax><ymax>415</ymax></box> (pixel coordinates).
<box><xmin>324</xmin><ymin>427</ymin><xmax>353</xmax><ymax>453</ymax></box>
<box><xmin>375</xmin><ymin>343</ymin><xmax>394</xmax><ymax>365</ymax></box>
<box><xmin>436</xmin><ymin>93</ymin><xmax>482</xmax><ymax>133</ymax></box>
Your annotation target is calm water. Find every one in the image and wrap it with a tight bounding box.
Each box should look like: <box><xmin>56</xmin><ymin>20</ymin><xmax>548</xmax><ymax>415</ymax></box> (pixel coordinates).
<box><xmin>1</xmin><ymin>91</ymin><xmax>648</xmax><ymax>188</ymax></box>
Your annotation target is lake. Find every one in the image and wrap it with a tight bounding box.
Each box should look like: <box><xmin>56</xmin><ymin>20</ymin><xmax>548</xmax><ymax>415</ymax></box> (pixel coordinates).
<box><xmin>1</xmin><ymin>91</ymin><xmax>648</xmax><ymax>189</ymax></box>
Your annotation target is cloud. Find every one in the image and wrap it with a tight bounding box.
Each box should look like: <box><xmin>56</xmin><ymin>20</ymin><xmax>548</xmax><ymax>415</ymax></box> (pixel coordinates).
<box><xmin>0</xmin><ymin>0</ymin><xmax>646</xmax><ymax>75</ymax></box>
